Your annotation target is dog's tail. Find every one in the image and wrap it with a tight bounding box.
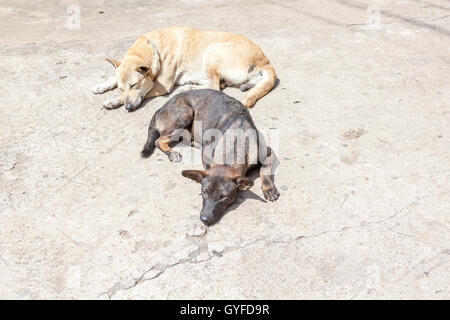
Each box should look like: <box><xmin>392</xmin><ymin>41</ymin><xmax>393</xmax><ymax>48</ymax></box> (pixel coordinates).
<box><xmin>141</xmin><ymin>115</ymin><xmax>160</xmax><ymax>158</ymax></box>
<box><xmin>242</xmin><ymin>63</ymin><xmax>276</xmax><ymax>108</ymax></box>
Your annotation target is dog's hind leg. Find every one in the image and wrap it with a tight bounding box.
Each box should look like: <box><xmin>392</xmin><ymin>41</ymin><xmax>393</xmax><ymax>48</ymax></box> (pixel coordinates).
<box><xmin>259</xmin><ymin>147</ymin><xmax>280</xmax><ymax>202</ymax></box>
<box><xmin>91</xmin><ymin>77</ymin><xmax>117</xmax><ymax>94</ymax></box>
<box><xmin>241</xmin><ymin>64</ymin><xmax>276</xmax><ymax>108</ymax></box>
<box><xmin>202</xmin><ymin>47</ymin><xmax>226</xmax><ymax>91</ymax></box>
<box><xmin>206</xmin><ymin>70</ymin><xmax>220</xmax><ymax>91</ymax></box>
<box><xmin>153</xmin><ymin>98</ymin><xmax>194</xmax><ymax>162</ymax></box>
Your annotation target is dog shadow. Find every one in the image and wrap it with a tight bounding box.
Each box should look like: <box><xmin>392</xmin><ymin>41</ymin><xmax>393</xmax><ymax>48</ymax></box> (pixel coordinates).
<box><xmin>270</xmin><ymin>78</ymin><xmax>280</xmax><ymax>92</ymax></box>
<box><xmin>127</xmin><ymin>79</ymin><xmax>280</xmax><ymax>112</ymax></box>
<box><xmin>126</xmin><ymin>96</ymin><xmax>163</xmax><ymax>112</ymax></box>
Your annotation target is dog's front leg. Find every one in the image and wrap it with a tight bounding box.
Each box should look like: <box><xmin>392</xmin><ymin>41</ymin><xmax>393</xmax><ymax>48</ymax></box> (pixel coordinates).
<box><xmin>259</xmin><ymin>147</ymin><xmax>280</xmax><ymax>202</ymax></box>
<box><xmin>102</xmin><ymin>96</ymin><xmax>124</xmax><ymax>110</ymax></box>
<box><xmin>91</xmin><ymin>77</ymin><xmax>118</xmax><ymax>94</ymax></box>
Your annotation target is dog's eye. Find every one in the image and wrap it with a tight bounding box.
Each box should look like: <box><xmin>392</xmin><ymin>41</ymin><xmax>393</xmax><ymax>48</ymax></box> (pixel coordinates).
<box><xmin>130</xmin><ymin>83</ymin><xmax>138</xmax><ymax>89</ymax></box>
<box><xmin>219</xmin><ymin>195</ymin><xmax>227</xmax><ymax>201</ymax></box>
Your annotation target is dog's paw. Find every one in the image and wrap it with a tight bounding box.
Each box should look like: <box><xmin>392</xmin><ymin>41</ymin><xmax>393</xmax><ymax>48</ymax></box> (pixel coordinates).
<box><xmin>91</xmin><ymin>84</ymin><xmax>107</xmax><ymax>94</ymax></box>
<box><xmin>169</xmin><ymin>152</ymin><xmax>182</xmax><ymax>163</ymax></box>
<box><xmin>102</xmin><ymin>98</ymin><xmax>122</xmax><ymax>110</ymax></box>
<box><xmin>263</xmin><ymin>186</ymin><xmax>280</xmax><ymax>202</ymax></box>
<box><xmin>240</xmin><ymin>83</ymin><xmax>254</xmax><ymax>92</ymax></box>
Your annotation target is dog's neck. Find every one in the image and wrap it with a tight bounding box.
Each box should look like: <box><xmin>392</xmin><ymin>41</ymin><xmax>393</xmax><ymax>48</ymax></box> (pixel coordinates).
<box><xmin>146</xmin><ymin>39</ymin><xmax>160</xmax><ymax>79</ymax></box>
<box><xmin>147</xmin><ymin>39</ymin><xmax>158</xmax><ymax>53</ymax></box>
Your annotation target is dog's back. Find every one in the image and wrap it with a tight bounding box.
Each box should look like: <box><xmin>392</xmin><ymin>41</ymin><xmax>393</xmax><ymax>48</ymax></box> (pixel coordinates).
<box><xmin>141</xmin><ymin>90</ymin><xmax>258</xmax><ymax>162</ymax></box>
<box><xmin>178</xmin><ymin>89</ymin><xmax>254</xmax><ymax>131</ymax></box>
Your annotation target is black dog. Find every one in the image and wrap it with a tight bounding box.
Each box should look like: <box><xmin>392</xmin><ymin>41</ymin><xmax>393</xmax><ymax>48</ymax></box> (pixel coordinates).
<box><xmin>141</xmin><ymin>89</ymin><xmax>279</xmax><ymax>225</ymax></box>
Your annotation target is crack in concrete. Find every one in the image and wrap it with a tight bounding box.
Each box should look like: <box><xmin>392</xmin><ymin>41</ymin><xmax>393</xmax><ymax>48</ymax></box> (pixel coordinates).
<box><xmin>104</xmin><ymin>246</ymin><xmax>215</xmax><ymax>299</ymax></box>
<box><xmin>7</xmin><ymin>161</ymin><xmax>18</xmax><ymax>171</ymax></box>
<box><xmin>100</xmin><ymin>196</ymin><xmax>438</xmax><ymax>299</ymax></box>
<box><xmin>56</xmin><ymin>228</ymin><xmax>81</xmax><ymax>246</ymax></box>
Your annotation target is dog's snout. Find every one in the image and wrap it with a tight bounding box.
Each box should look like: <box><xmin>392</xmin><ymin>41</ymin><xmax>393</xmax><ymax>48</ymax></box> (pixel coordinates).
<box><xmin>124</xmin><ymin>99</ymin><xmax>135</xmax><ymax>111</ymax></box>
<box><xmin>124</xmin><ymin>95</ymin><xmax>143</xmax><ymax>111</ymax></box>
<box><xmin>200</xmin><ymin>215</ymin><xmax>209</xmax><ymax>224</ymax></box>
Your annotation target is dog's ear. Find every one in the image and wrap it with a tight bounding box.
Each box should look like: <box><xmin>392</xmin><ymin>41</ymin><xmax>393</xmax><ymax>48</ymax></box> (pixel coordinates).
<box><xmin>137</xmin><ymin>66</ymin><xmax>150</xmax><ymax>75</ymax></box>
<box><xmin>182</xmin><ymin>170</ymin><xmax>207</xmax><ymax>183</ymax></box>
<box><xmin>105</xmin><ymin>57</ymin><xmax>121</xmax><ymax>68</ymax></box>
<box><xmin>234</xmin><ymin>177</ymin><xmax>253</xmax><ymax>191</ymax></box>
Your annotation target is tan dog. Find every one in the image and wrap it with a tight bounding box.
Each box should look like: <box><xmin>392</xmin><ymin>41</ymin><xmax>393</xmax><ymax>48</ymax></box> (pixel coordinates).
<box><xmin>91</xmin><ymin>26</ymin><xmax>276</xmax><ymax>111</ymax></box>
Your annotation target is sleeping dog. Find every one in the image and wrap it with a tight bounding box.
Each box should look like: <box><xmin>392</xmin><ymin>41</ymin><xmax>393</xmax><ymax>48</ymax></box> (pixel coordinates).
<box><xmin>141</xmin><ymin>89</ymin><xmax>280</xmax><ymax>225</ymax></box>
<box><xmin>92</xmin><ymin>26</ymin><xmax>276</xmax><ymax>111</ymax></box>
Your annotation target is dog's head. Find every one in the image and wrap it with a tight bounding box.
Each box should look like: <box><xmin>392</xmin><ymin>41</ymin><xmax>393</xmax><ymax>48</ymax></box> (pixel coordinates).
<box><xmin>182</xmin><ymin>166</ymin><xmax>253</xmax><ymax>226</ymax></box>
<box><xmin>106</xmin><ymin>41</ymin><xmax>160</xmax><ymax>111</ymax></box>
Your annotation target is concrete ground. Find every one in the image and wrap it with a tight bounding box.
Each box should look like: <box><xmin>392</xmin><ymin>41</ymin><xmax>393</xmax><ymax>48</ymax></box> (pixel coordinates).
<box><xmin>1</xmin><ymin>0</ymin><xmax>449</xmax><ymax>299</ymax></box>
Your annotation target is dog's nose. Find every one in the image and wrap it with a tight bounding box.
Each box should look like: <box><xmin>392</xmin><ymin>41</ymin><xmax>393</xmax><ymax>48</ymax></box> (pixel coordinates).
<box><xmin>200</xmin><ymin>215</ymin><xmax>209</xmax><ymax>224</ymax></box>
<box><xmin>124</xmin><ymin>104</ymin><xmax>134</xmax><ymax>111</ymax></box>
